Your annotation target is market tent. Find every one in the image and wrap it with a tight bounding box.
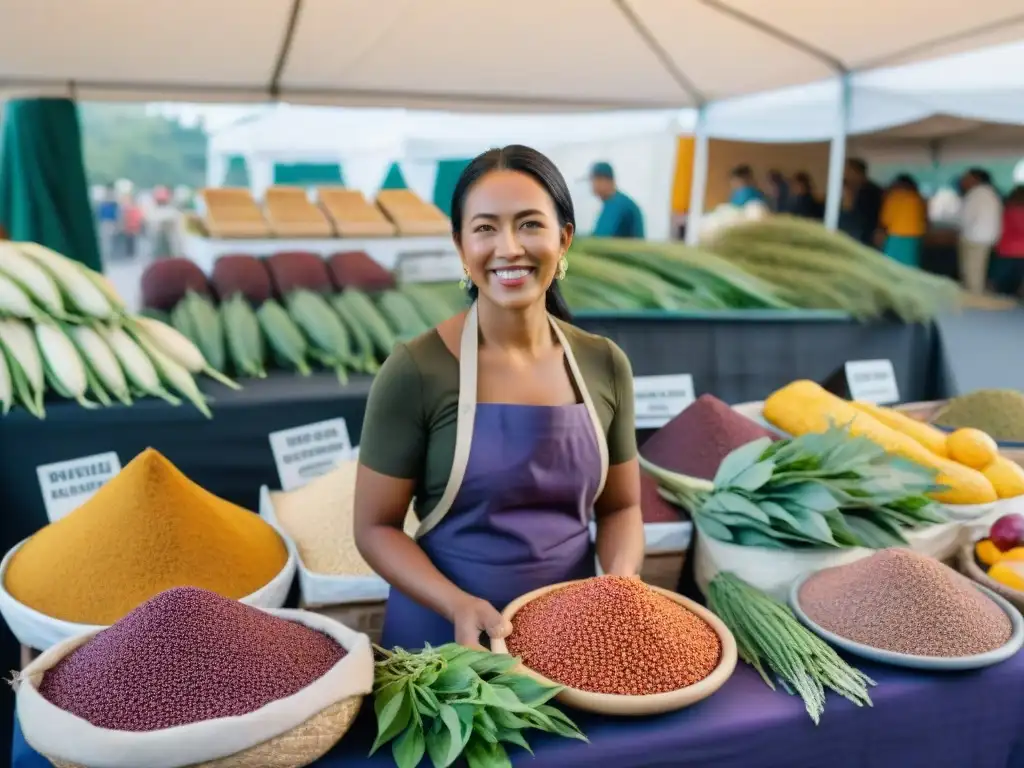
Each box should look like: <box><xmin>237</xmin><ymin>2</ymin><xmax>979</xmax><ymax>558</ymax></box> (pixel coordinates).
<box><xmin>2</xmin><ymin>0</ymin><xmax>1024</xmax><ymax>110</ymax></box>
<box><xmin>207</xmin><ymin>105</ymin><xmax>406</xmax><ymax>197</ymax></box>
<box><xmin>701</xmin><ymin>40</ymin><xmax>1024</xmax><ymax>147</ymax></box>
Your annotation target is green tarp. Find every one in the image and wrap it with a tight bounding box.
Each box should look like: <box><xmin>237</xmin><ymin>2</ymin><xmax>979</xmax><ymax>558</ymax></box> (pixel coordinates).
<box><xmin>273</xmin><ymin>162</ymin><xmax>344</xmax><ymax>187</ymax></box>
<box><xmin>381</xmin><ymin>162</ymin><xmax>408</xmax><ymax>190</ymax></box>
<box><xmin>0</xmin><ymin>99</ymin><xmax>102</xmax><ymax>272</ymax></box>
<box><xmin>433</xmin><ymin>159</ymin><xmax>471</xmax><ymax>215</ymax></box>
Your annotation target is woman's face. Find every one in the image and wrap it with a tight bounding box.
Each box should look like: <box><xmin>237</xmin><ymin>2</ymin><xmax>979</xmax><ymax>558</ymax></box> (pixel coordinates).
<box><xmin>457</xmin><ymin>170</ymin><xmax>571</xmax><ymax>312</ymax></box>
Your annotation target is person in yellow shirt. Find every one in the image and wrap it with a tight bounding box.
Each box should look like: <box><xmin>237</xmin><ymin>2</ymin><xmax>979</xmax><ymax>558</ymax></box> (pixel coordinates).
<box><xmin>878</xmin><ymin>174</ymin><xmax>927</xmax><ymax>267</ymax></box>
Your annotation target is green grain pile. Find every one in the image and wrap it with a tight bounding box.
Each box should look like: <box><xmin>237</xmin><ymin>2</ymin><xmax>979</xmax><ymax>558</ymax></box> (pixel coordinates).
<box><xmin>935</xmin><ymin>389</ymin><xmax>1024</xmax><ymax>442</ymax></box>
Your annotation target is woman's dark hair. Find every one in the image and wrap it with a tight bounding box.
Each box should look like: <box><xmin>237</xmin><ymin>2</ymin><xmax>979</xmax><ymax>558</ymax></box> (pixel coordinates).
<box><xmin>1007</xmin><ymin>185</ymin><xmax>1024</xmax><ymax>206</ymax></box>
<box><xmin>793</xmin><ymin>171</ymin><xmax>813</xmax><ymax>190</ymax></box>
<box><xmin>450</xmin><ymin>145</ymin><xmax>574</xmax><ymax>322</ymax></box>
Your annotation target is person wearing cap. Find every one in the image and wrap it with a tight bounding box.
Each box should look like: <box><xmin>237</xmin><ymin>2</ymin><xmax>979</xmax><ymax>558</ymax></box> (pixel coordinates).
<box><xmin>728</xmin><ymin>165</ymin><xmax>765</xmax><ymax>207</ymax></box>
<box><xmin>589</xmin><ymin>162</ymin><xmax>645</xmax><ymax>239</ymax></box>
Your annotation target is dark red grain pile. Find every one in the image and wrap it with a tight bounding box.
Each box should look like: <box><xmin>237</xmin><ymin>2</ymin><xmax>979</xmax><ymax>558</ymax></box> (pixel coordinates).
<box><xmin>799</xmin><ymin>548</ymin><xmax>1012</xmax><ymax>658</ymax></box>
<box><xmin>266</xmin><ymin>251</ymin><xmax>332</xmax><ymax>296</ymax></box>
<box><xmin>210</xmin><ymin>254</ymin><xmax>273</xmax><ymax>305</ymax></box>
<box><xmin>326</xmin><ymin>251</ymin><xmax>396</xmax><ymax>292</ymax></box>
<box><xmin>640</xmin><ymin>471</ymin><xmax>685</xmax><ymax>523</ymax></box>
<box><xmin>506</xmin><ymin>576</ymin><xmax>721</xmax><ymax>695</ymax></box>
<box><xmin>140</xmin><ymin>258</ymin><xmax>211</xmax><ymax>311</ymax></box>
<box><xmin>641</xmin><ymin>394</ymin><xmax>777</xmax><ymax>480</ymax></box>
<box><xmin>39</xmin><ymin>587</ymin><xmax>345</xmax><ymax>731</ymax></box>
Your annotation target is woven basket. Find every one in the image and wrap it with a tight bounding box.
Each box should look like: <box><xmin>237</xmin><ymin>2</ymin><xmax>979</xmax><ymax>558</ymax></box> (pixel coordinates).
<box><xmin>19</xmin><ymin>609</ymin><xmax>372</xmax><ymax>768</ymax></box>
<box><xmin>957</xmin><ymin>541</ymin><xmax>1024</xmax><ymax>613</ymax></box>
<box><xmin>44</xmin><ymin>696</ymin><xmax>361</xmax><ymax>768</ymax></box>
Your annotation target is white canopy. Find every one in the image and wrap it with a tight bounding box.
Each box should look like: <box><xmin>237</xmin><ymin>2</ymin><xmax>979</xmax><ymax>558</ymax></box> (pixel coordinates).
<box><xmin>703</xmin><ymin>40</ymin><xmax>1024</xmax><ymax>153</ymax></box>
<box><xmin>3</xmin><ymin>0</ymin><xmax>1024</xmax><ymax>111</ymax></box>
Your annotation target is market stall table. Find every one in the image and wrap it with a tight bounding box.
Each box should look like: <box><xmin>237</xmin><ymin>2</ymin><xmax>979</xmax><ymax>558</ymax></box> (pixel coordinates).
<box><xmin>14</xmin><ymin>651</ymin><xmax>1024</xmax><ymax>767</ymax></box>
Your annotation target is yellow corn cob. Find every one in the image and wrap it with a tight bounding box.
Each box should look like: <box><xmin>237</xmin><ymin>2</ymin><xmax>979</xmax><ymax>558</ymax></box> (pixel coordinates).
<box><xmin>0</xmin><ymin>344</ymin><xmax>11</xmax><ymax>414</ymax></box>
<box><xmin>764</xmin><ymin>380</ymin><xmax>997</xmax><ymax>505</ymax></box>
<box><xmin>16</xmin><ymin>242</ymin><xmax>114</xmax><ymax>319</ymax></box>
<box><xmin>35</xmin><ymin>322</ymin><xmax>94</xmax><ymax>408</ymax></box>
<box><xmin>132</xmin><ymin>316</ymin><xmax>239</xmax><ymax>389</ymax></box>
<box><xmin>69</xmin><ymin>324</ymin><xmax>132</xmax><ymax>405</ymax></box>
<box><xmin>0</xmin><ymin>241</ymin><xmax>64</xmax><ymax>316</ymax></box>
<box><xmin>849</xmin><ymin>400</ymin><xmax>949</xmax><ymax>457</ymax></box>
<box><xmin>0</xmin><ymin>272</ymin><xmax>38</xmax><ymax>319</ymax></box>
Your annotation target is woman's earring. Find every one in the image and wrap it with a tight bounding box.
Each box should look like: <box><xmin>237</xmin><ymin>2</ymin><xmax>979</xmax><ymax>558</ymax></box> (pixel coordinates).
<box><xmin>556</xmin><ymin>256</ymin><xmax>568</xmax><ymax>281</ymax></box>
<box><xmin>459</xmin><ymin>265</ymin><xmax>472</xmax><ymax>289</ymax></box>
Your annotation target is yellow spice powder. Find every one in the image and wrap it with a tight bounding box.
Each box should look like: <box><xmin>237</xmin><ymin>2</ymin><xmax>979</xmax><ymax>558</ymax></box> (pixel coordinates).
<box><xmin>272</xmin><ymin>459</ymin><xmax>416</xmax><ymax>576</ymax></box>
<box><xmin>5</xmin><ymin>448</ymin><xmax>288</xmax><ymax>625</ymax></box>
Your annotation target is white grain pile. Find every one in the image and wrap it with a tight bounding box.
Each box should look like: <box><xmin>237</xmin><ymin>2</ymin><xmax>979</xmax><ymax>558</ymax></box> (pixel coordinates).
<box><xmin>272</xmin><ymin>459</ymin><xmax>416</xmax><ymax>576</ymax></box>
<box><xmin>799</xmin><ymin>548</ymin><xmax>1012</xmax><ymax>658</ymax></box>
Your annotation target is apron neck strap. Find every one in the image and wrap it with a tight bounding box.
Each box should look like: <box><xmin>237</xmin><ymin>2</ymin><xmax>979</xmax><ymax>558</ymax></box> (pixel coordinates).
<box><xmin>415</xmin><ymin>301</ymin><xmax>609</xmax><ymax>540</ymax></box>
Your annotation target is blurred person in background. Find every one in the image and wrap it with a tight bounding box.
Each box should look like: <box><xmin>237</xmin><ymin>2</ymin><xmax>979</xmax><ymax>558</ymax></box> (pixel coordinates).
<box><xmin>990</xmin><ymin>185</ymin><xmax>1024</xmax><ymax>297</ymax></box>
<box><xmin>150</xmin><ymin>186</ymin><xmax>180</xmax><ymax>259</ymax></box>
<box><xmin>784</xmin><ymin>172</ymin><xmax>824</xmax><ymax>219</ymax></box>
<box><xmin>841</xmin><ymin>158</ymin><xmax>883</xmax><ymax>246</ymax></box>
<box><xmin>877</xmin><ymin>174</ymin><xmax>927</xmax><ymax>267</ymax></box>
<box><xmin>766</xmin><ymin>169</ymin><xmax>790</xmax><ymax>212</ymax></box>
<box><xmin>95</xmin><ymin>186</ymin><xmax>120</xmax><ymax>261</ymax></box>
<box><xmin>588</xmin><ymin>162</ymin><xmax>644</xmax><ymax>239</ymax></box>
<box><xmin>958</xmin><ymin>168</ymin><xmax>1003</xmax><ymax>295</ymax></box>
<box><xmin>728</xmin><ymin>165</ymin><xmax>765</xmax><ymax>207</ymax></box>
<box><xmin>120</xmin><ymin>194</ymin><xmax>144</xmax><ymax>259</ymax></box>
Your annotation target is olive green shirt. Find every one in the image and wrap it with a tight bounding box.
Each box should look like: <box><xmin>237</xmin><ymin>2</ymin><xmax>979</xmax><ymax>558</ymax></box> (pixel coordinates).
<box><xmin>359</xmin><ymin>321</ymin><xmax>637</xmax><ymax>519</ymax></box>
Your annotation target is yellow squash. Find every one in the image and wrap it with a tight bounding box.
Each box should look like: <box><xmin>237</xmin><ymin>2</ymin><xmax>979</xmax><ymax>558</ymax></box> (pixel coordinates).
<box><xmin>764</xmin><ymin>380</ymin><xmax>998</xmax><ymax>505</ymax></box>
<box><xmin>849</xmin><ymin>400</ymin><xmax>948</xmax><ymax>457</ymax></box>
<box><xmin>982</xmin><ymin>456</ymin><xmax>1024</xmax><ymax>499</ymax></box>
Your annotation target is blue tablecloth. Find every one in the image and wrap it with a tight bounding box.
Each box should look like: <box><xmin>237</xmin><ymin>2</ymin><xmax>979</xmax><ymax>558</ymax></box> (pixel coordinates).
<box><xmin>14</xmin><ymin>652</ymin><xmax>1024</xmax><ymax>768</ymax></box>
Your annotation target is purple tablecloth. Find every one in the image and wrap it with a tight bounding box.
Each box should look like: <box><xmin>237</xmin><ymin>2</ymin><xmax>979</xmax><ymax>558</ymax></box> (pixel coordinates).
<box><xmin>14</xmin><ymin>651</ymin><xmax>1024</xmax><ymax>768</ymax></box>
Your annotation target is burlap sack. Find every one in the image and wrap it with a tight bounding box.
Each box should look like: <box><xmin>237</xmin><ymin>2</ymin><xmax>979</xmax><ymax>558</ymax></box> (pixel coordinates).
<box><xmin>16</xmin><ymin>609</ymin><xmax>372</xmax><ymax>768</ymax></box>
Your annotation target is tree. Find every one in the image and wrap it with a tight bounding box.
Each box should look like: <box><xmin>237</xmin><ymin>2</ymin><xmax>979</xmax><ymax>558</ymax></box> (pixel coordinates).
<box><xmin>79</xmin><ymin>103</ymin><xmax>208</xmax><ymax>189</ymax></box>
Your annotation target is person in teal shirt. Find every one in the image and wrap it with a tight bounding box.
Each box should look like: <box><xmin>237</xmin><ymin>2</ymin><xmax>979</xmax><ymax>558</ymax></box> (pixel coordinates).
<box><xmin>729</xmin><ymin>164</ymin><xmax>766</xmax><ymax>207</ymax></box>
<box><xmin>588</xmin><ymin>162</ymin><xmax>645</xmax><ymax>238</ymax></box>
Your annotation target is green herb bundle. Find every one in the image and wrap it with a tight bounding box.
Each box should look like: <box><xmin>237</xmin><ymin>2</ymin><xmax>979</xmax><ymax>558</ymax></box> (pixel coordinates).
<box><xmin>372</xmin><ymin>643</ymin><xmax>587</xmax><ymax>768</ymax></box>
<box><xmin>642</xmin><ymin>425</ymin><xmax>947</xmax><ymax>549</ymax></box>
<box><xmin>708</xmin><ymin>571</ymin><xmax>874</xmax><ymax>723</ymax></box>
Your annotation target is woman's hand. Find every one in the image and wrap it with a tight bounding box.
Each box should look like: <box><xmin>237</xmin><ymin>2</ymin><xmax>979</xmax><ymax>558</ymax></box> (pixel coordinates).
<box><xmin>448</xmin><ymin>593</ymin><xmax>512</xmax><ymax>650</ymax></box>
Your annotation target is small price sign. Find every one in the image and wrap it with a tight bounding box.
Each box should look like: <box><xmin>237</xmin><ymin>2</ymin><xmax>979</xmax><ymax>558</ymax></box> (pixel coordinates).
<box><xmin>845</xmin><ymin>359</ymin><xmax>900</xmax><ymax>405</ymax></box>
<box><xmin>633</xmin><ymin>374</ymin><xmax>696</xmax><ymax>429</ymax></box>
<box><xmin>37</xmin><ymin>451</ymin><xmax>122</xmax><ymax>523</ymax></box>
<box><xmin>397</xmin><ymin>250</ymin><xmax>464</xmax><ymax>284</ymax></box>
<box><xmin>269</xmin><ymin>418</ymin><xmax>353</xmax><ymax>491</ymax></box>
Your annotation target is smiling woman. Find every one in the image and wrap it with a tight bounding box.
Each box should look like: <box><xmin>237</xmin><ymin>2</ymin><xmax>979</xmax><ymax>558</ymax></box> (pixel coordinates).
<box><xmin>353</xmin><ymin>145</ymin><xmax>645</xmax><ymax>652</ymax></box>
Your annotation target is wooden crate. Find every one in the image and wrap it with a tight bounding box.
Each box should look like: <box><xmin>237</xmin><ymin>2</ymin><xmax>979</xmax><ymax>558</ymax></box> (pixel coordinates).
<box><xmin>640</xmin><ymin>552</ymin><xmax>686</xmax><ymax>591</ymax></box>
<box><xmin>301</xmin><ymin>600</ymin><xmax>386</xmax><ymax>644</ymax></box>
<box><xmin>376</xmin><ymin>189</ymin><xmax>450</xmax><ymax>236</ymax></box>
<box><xmin>317</xmin><ymin>188</ymin><xmax>396</xmax><ymax>237</ymax></box>
<box><xmin>199</xmin><ymin>188</ymin><xmax>271</xmax><ymax>238</ymax></box>
<box><xmin>264</xmin><ymin>186</ymin><xmax>334</xmax><ymax>238</ymax></box>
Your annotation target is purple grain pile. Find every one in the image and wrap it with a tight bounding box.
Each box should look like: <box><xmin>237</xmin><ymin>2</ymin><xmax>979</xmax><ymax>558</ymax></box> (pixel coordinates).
<box><xmin>641</xmin><ymin>394</ymin><xmax>777</xmax><ymax>481</ymax></box>
<box><xmin>799</xmin><ymin>548</ymin><xmax>1012</xmax><ymax>657</ymax></box>
<box><xmin>39</xmin><ymin>587</ymin><xmax>345</xmax><ymax>731</ymax></box>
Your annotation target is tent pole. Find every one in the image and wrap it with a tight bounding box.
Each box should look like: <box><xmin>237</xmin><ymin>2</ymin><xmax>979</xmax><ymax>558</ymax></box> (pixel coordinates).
<box><xmin>684</xmin><ymin>106</ymin><xmax>709</xmax><ymax>245</ymax></box>
<box><xmin>823</xmin><ymin>75</ymin><xmax>850</xmax><ymax>231</ymax></box>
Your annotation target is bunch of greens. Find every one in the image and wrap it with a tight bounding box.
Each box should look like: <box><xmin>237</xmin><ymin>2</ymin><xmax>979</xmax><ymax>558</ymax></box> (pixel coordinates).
<box><xmin>372</xmin><ymin>643</ymin><xmax>587</xmax><ymax>768</ymax></box>
<box><xmin>641</xmin><ymin>425</ymin><xmax>946</xmax><ymax>549</ymax></box>
<box><xmin>707</xmin><ymin>571</ymin><xmax>874</xmax><ymax>723</ymax></box>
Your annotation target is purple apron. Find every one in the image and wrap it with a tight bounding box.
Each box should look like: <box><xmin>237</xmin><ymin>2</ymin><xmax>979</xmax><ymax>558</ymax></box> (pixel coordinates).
<box><xmin>381</xmin><ymin>303</ymin><xmax>609</xmax><ymax>649</ymax></box>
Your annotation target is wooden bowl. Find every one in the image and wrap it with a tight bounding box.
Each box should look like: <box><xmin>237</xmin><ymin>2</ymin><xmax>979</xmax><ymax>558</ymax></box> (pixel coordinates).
<box><xmin>491</xmin><ymin>580</ymin><xmax>737</xmax><ymax>716</ymax></box>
